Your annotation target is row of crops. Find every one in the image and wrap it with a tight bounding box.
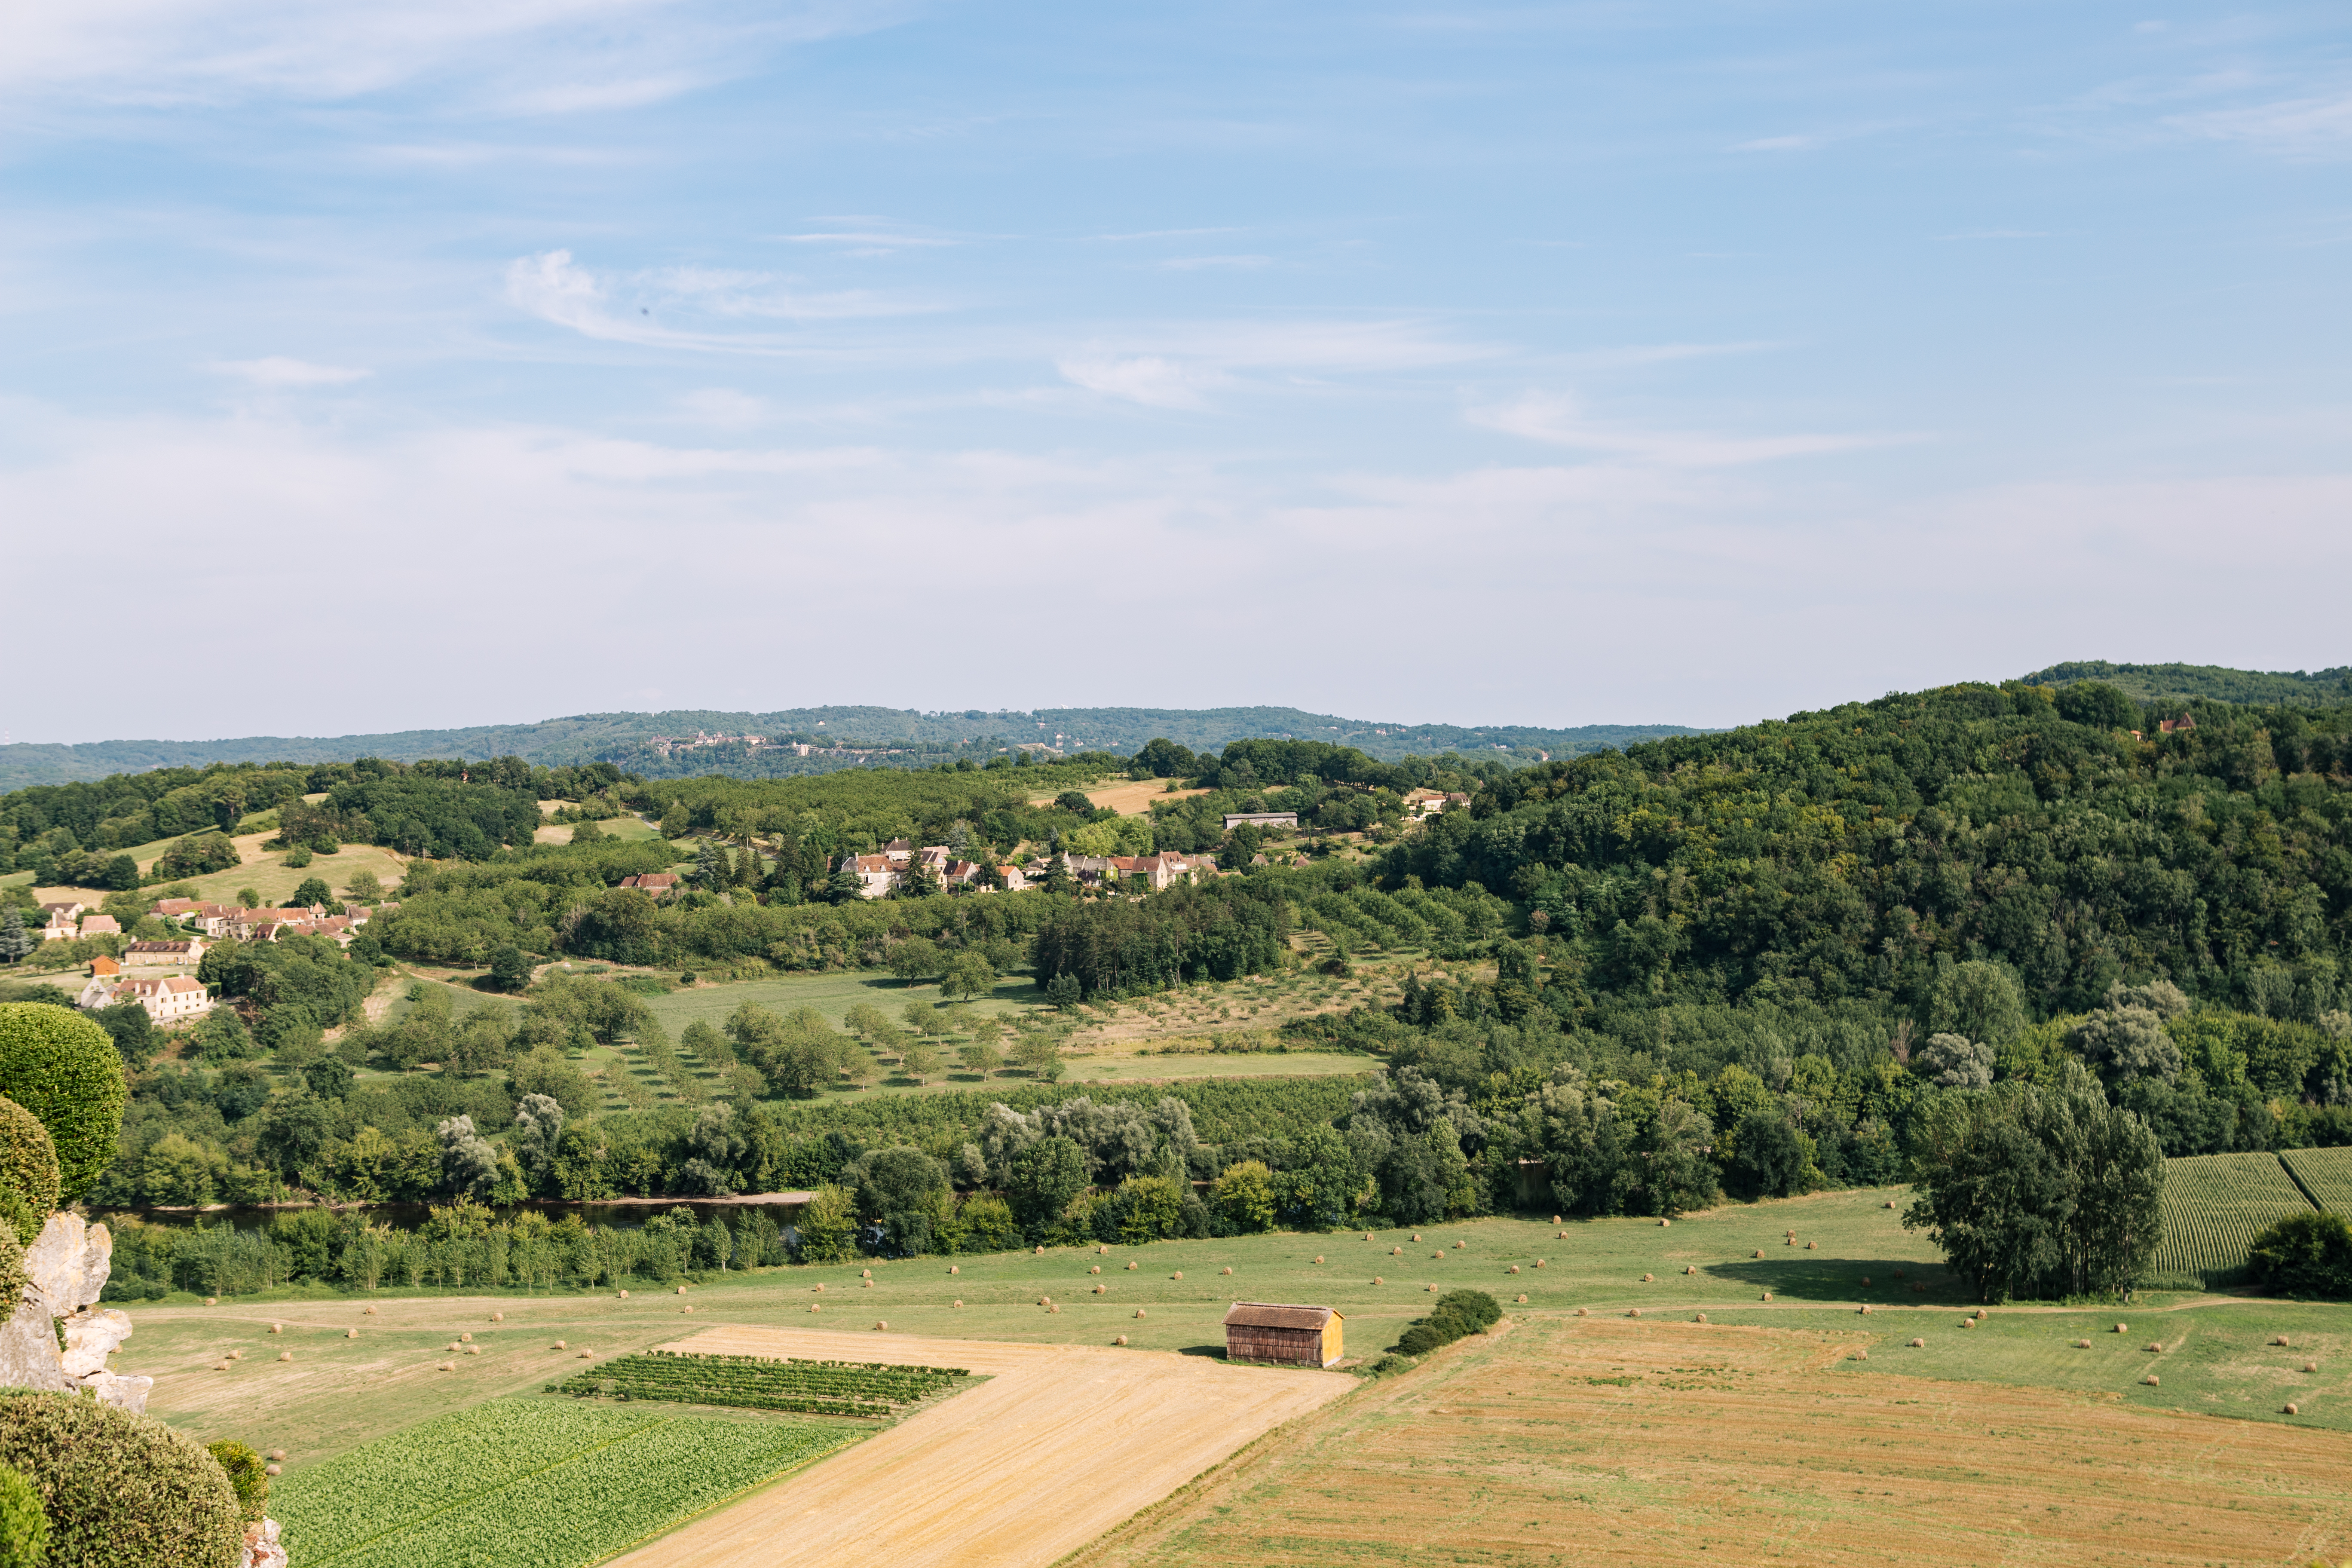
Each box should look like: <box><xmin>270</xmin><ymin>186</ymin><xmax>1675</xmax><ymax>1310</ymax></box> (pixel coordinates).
<box><xmin>550</xmin><ymin>1351</ymin><xmax>972</xmax><ymax>1418</ymax></box>
<box><xmin>2147</xmin><ymin>1148</ymin><xmax>2352</xmax><ymax>1287</ymax></box>
<box><xmin>1298</xmin><ymin>885</ymin><xmax>1497</xmax><ymax>952</ymax></box>
<box><xmin>275</xmin><ymin>1398</ymin><xmax>860</xmax><ymax>1568</ymax></box>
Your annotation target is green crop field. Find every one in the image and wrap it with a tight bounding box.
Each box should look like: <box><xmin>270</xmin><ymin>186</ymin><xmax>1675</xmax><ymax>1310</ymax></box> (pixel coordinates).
<box><xmin>551</xmin><ymin>1351</ymin><xmax>971</xmax><ymax>1416</ymax></box>
<box><xmin>2280</xmin><ymin>1146</ymin><xmax>2352</xmax><ymax>1215</ymax></box>
<box><xmin>272</xmin><ymin>1397</ymin><xmax>860</xmax><ymax>1568</ymax></box>
<box><xmin>2151</xmin><ymin>1151</ymin><xmax>2317</xmax><ymax>1286</ymax></box>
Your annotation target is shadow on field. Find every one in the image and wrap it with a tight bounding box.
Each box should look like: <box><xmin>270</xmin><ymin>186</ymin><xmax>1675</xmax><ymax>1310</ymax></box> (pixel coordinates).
<box><xmin>1703</xmin><ymin>1256</ymin><xmax>1961</xmax><ymax>1305</ymax></box>
<box><xmin>1176</xmin><ymin>1344</ymin><xmax>1228</xmax><ymax>1359</ymax></box>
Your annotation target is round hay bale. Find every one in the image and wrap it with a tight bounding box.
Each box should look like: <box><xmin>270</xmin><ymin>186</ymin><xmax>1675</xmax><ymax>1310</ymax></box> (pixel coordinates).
<box><xmin>263</xmin><ymin>1463</ymin><xmax>281</xmax><ymax>1477</ymax></box>
<box><xmin>875</xmin><ymin>1320</ymin><xmax>888</xmax><ymax>1330</ymax></box>
<box><xmin>1314</xmin><ymin>1256</ymin><xmax>1324</xmax><ymax>1264</ymax></box>
<box><xmin>953</xmin><ymin>1299</ymin><xmax>962</xmax><ymax>1308</ymax></box>
<box><xmin>438</xmin><ymin>1361</ymin><xmax>453</xmax><ymax>1372</ymax></box>
<box><xmin>1974</xmin><ymin>1308</ymin><xmax>1987</xmax><ymax>1319</ymax></box>
<box><xmin>1557</xmin><ymin>1231</ymin><xmax>1566</xmax><ymax>1239</ymax></box>
<box><xmin>228</xmin><ymin>1350</ymin><xmax>242</xmax><ymax>1360</ymax></box>
<box><xmin>1518</xmin><ymin>1294</ymin><xmax>1528</xmax><ymax>1304</ymax></box>
<box><xmin>2304</xmin><ymin>1361</ymin><xmax>2319</xmax><ymax>1374</ymax></box>
<box><xmin>1090</xmin><ymin>1265</ymin><xmax>1101</xmax><ymax>1274</ymax></box>
<box><xmin>1221</xmin><ymin>1266</ymin><xmax>1233</xmax><ymax>1275</ymax></box>
<box><xmin>2273</xmin><ymin>1335</ymin><xmax>2292</xmax><ymax>1347</ymax></box>
<box><xmin>862</xmin><ymin>1280</ymin><xmax>873</xmax><ymax>1289</ymax></box>
<box><xmin>1127</xmin><ymin>1261</ymin><xmax>1138</xmax><ymax>1270</ymax></box>
<box><xmin>1908</xmin><ymin>1337</ymin><xmax>1925</xmax><ymax>1348</ymax></box>
<box><xmin>1374</xmin><ymin>1276</ymin><xmax>1384</xmax><ymax>1285</ymax></box>
<box><xmin>1115</xmin><ymin>1335</ymin><xmax>1128</xmax><ymax>1346</ymax></box>
<box><xmin>460</xmin><ymin>1332</ymin><xmax>472</xmax><ymax>1342</ymax></box>
<box><xmin>1884</xmin><ymin>1200</ymin><xmax>1896</xmax><ymax>1209</ymax></box>
<box><xmin>1694</xmin><ymin>1313</ymin><xmax>1708</xmax><ymax>1323</ymax></box>
<box><xmin>682</xmin><ymin>1305</ymin><xmax>695</xmax><ymax>1314</ymax></box>
<box><xmin>1641</xmin><ymin>1273</ymin><xmax>1654</xmax><ymax>1283</ymax></box>
<box><xmin>1391</xmin><ymin>1246</ymin><xmax>1401</xmax><ymax>1256</ymax></box>
<box><xmin>345</xmin><ymin>1329</ymin><xmax>358</xmax><ymax>1339</ymax></box>
<box><xmin>810</xmin><ymin>1303</ymin><xmax>821</xmax><ymax>1313</ymax></box>
<box><xmin>1628</xmin><ymin>1308</ymin><xmax>1642</xmax><ymax>1318</ymax></box>
<box><xmin>1365</xmin><ymin>1232</ymin><xmax>1374</xmax><ymax>1241</ymax></box>
<box><xmin>1412</xmin><ymin>1234</ymin><xmax>1421</xmax><ymax>1242</ymax></box>
<box><xmin>466</xmin><ymin>1345</ymin><xmax>480</xmax><ymax>1356</ymax></box>
<box><xmin>1427</xmin><ymin>1283</ymin><xmax>1438</xmax><ymax>1292</ymax></box>
<box><xmin>269</xmin><ymin>1324</ymin><xmax>281</xmax><ymax>1334</ymax></box>
<box><xmin>554</xmin><ymin>1339</ymin><xmax>568</xmax><ymax>1348</ymax></box>
<box><xmin>266</xmin><ymin>1451</ymin><xmax>285</xmax><ymax>1462</ymax></box>
<box><xmin>2145</xmin><ymin>1342</ymin><xmax>2162</xmax><ymax>1352</ymax></box>
<box><xmin>447</xmin><ymin>1342</ymin><xmax>461</xmax><ymax>1351</ymax></box>
<box><xmin>815</xmin><ymin>1283</ymin><xmax>826</xmax><ymax>1292</ymax></box>
<box><xmin>1455</xmin><ymin>1240</ymin><xmax>1466</xmax><ymax>1249</ymax></box>
<box><xmin>617</xmin><ymin>1290</ymin><xmax>628</xmax><ymax>1299</ymax></box>
<box><xmin>1135</xmin><ymin>1308</ymin><xmax>1147</xmax><ymax>1318</ymax></box>
<box><xmin>1510</xmin><ymin>1265</ymin><xmax>1521</xmax><ymax>1275</ymax></box>
<box><xmin>952</xmin><ymin>1265</ymin><xmax>962</xmax><ymax>1275</ymax></box>
<box><xmin>1094</xmin><ymin>1284</ymin><xmax>1106</xmax><ymax>1293</ymax></box>
<box><xmin>205</xmin><ymin>1297</ymin><xmax>217</xmax><ymax>1307</ymax></box>
<box><xmin>1961</xmin><ymin>1319</ymin><xmax>1974</xmax><ymax>1329</ymax></box>
<box><xmin>2075</xmin><ymin>1339</ymin><xmax>2092</xmax><ymax>1349</ymax></box>
<box><xmin>578</xmin><ymin>1349</ymin><xmax>594</xmax><ymax>1358</ymax></box>
<box><xmin>1576</xmin><ymin>1307</ymin><xmax>1588</xmax><ymax>1317</ymax></box>
<box><xmin>1806</xmin><ymin>1240</ymin><xmax>1816</xmax><ymax>1250</ymax></box>
<box><xmin>2144</xmin><ymin>1374</ymin><xmax>2160</xmax><ymax>1386</ymax></box>
<box><xmin>861</xmin><ymin>1269</ymin><xmax>871</xmax><ymax>1279</ymax></box>
<box><xmin>1038</xmin><ymin>1295</ymin><xmax>1050</xmax><ymax>1305</ymax></box>
<box><xmin>1859</xmin><ymin>1305</ymin><xmax>1872</xmax><ymax>1315</ymax></box>
<box><xmin>1099</xmin><ymin>1244</ymin><xmax>1109</xmax><ymax>1255</ymax></box>
<box><xmin>212</xmin><ymin>1360</ymin><xmax>230</xmax><ymax>1372</ymax></box>
<box><xmin>1535</xmin><ymin>1259</ymin><xmax>1545</xmax><ymax>1268</ymax></box>
<box><xmin>1552</xmin><ymin>1215</ymin><xmax>1561</xmax><ymax>1225</ymax></box>
<box><xmin>491</xmin><ymin>1312</ymin><xmax>503</xmax><ymax>1321</ymax></box>
<box><xmin>2286</xmin><ymin>1402</ymin><xmax>2300</xmax><ymax>1415</ymax></box>
<box><xmin>1035</xmin><ymin>1246</ymin><xmax>1045</xmax><ymax>1255</ymax></box>
<box><xmin>1852</xmin><ymin>1349</ymin><xmax>1868</xmax><ymax>1360</ymax></box>
<box><xmin>680</xmin><ymin>1283</ymin><xmax>692</xmax><ymax>1294</ymax></box>
<box><xmin>1761</xmin><ymin>1291</ymin><xmax>1772</xmax><ymax>1302</ymax></box>
<box><xmin>1861</xmin><ymin>1276</ymin><xmax>1871</xmax><ymax>1286</ymax></box>
<box><xmin>1050</xmin><ymin>1304</ymin><xmax>1060</xmax><ymax>1314</ymax></box>
<box><xmin>1659</xmin><ymin>1219</ymin><xmax>1670</xmax><ymax>1228</ymax></box>
<box><xmin>2112</xmin><ymin>1323</ymin><xmax>2125</xmax><ymax>1333</ymax></box>
<box><xmin>1172</xmin><ymin>1271</ymin><xmax>1183</xmax><ymax>1280</ymax></box>
<box><xmin>1432</xmin><ymin>1252</ymin><xmax>1443</xmax><ymax>1260</ymax></box>
<box><xmin>1684</xmin><ymin>1265</ymin><xmax>1695</xmax><ymax>1275</ymax></box>
<box><xmin>1753</xmin><ymin>1250</ymin><xmax>1764</xmax><ymax>1259</ymax></box>
<box><xmin>277</xmin><ymin>1351</ymin><xmax>291</xmax><ymax>1362</ymax></box>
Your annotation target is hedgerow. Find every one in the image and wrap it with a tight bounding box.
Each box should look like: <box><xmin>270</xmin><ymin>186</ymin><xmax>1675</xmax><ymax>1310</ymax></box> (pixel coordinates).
<box><xmin>550</xmin><ymin>1351</ymin><xmax>968</xmax><ymax>1417</ymax></box>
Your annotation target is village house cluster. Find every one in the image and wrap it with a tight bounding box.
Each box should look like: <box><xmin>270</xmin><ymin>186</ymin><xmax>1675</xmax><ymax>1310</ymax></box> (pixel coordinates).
<box><xmin>54</xmin><ymin>894</ymin><xmax>391</xmax><ymax>1025</ymax></box>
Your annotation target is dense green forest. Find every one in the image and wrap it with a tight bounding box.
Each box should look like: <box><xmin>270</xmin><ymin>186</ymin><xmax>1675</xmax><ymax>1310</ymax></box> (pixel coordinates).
<box><xmin>2024</xmin><ymin>660</ymin><xmax>2352</xmax><ymax>710</ymax></box>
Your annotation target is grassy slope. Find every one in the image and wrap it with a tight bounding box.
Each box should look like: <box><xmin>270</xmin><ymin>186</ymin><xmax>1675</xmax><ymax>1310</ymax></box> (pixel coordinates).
<box><xmin>122</xmin><ymin>1185</ymin><xmax>2352</xmax><ymax>1484</ymax></box>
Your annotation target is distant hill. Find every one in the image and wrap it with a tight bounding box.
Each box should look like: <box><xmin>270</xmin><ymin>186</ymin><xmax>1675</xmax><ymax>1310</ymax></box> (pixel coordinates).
<box><xmin>2022</xmin><ymin>660</ymin><xmax>2352</xmax><ymax>710</ymax></box>
<box><xmin>0</xmin><ymin>706</ymin><xmax>1704</xmax><ymax>790</ymax></box>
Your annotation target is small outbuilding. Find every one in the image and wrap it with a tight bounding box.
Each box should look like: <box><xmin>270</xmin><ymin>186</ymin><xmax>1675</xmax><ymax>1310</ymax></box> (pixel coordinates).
<box><xmin>1223</xmin><ymin>1302</ymin><xmax>1343</xmax><ymax>1367</ymax></box>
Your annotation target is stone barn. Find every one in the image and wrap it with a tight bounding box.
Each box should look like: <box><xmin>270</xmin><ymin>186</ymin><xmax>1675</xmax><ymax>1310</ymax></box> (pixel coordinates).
<box><xmin>1223</xmin><ymin>1302</ymin><xmax>1343</xmax><ymax>1367</ymax></box>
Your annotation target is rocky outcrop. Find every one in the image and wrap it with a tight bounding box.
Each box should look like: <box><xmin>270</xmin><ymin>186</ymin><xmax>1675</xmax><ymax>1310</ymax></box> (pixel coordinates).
<box><xmin>242</xmin><ymin>1519</ymin><xmax>286</xmax><ymax>1568</ymax></box>
<box><xmin>0</xmin><ymin>1213</ymin><xmax>147</xmax><ymax>1411</ymax></box>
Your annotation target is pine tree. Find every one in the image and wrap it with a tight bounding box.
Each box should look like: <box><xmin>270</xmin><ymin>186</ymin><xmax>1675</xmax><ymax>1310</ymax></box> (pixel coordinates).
<box><xmin>0</xmin><ymin>906</ymin><xmax>31</xmax><ymax>964</ymax></box>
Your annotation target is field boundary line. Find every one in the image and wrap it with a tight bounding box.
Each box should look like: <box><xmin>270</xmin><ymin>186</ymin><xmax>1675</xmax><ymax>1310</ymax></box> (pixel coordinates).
<box><xmin>2275</xmin><ymin>1150</ymin><xmax>2326</xmax><ymax>1213</ymax></box>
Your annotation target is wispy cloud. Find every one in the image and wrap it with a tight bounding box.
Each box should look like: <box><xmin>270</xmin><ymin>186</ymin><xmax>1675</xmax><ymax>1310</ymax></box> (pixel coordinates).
<box><xmin>209</xmin><ymin>356</ymin><xmax>370</xmax><ymax>387</ymax></box>
<box><xmin>782</xmin><ymin>219</ymin><xmax>965</xmax><ymax>256</ymax></box>
<box><xmin>1054</xmin><ymin>319</ymin><xmax>1498</xmax><ymax>407</ymax></box>
<box><xmin>1055</xmin><ymin>355</ymin><xmax>1226</xmax><ymax>409</ymax></box>
<box><xmin>504</xmin><ymin>250</ymin><xmax>934</xmax><ymax>352</ymax></box>
<box><xmin>2170</xmin><ymin>90</ymin><xmax>2352</xmax><ymax>158</ymax></box>
<box><xmin>1469</xmin><ymin>391</ymin><xmax>1908</xmax><ymax>468</ymax></box>
<box><xmin>1159</xmin><ymin>255</ymin><xmax>1273</xmax><ymax>271</ymax></box>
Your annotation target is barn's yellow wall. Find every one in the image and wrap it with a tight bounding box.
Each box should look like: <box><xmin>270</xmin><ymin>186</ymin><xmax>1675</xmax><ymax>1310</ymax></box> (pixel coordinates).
<box><xmin>1321</xmin><ymin>1315</ymin><xmax>1343</xmax><ymax>1366</ymax></box>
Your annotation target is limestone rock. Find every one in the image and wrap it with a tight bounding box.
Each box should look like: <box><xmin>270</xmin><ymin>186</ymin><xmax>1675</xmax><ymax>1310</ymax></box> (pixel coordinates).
<box><xmin>61</xmin><ymin>1307</ymin><xmax>134</xmax><ymax>1379</ymax></box>
<box><xmin>23</xmin><ymin>1213</ymin><xmax>111</xmax><ymax>1319</ymax></box>
<box><xmin>242</xmin><ymin>1519</ymin><xmax>286</xmax><ymax>1568</ymax></box>
<box><xmin>80</xmin><ymin>1369</ymin><xmax>153</xmax><ymax>1414</ymax></box>
<box><xmin>0</xmin><ymin>1298</ymin><xmax>64</xmax><ymax>1392</ymax></box>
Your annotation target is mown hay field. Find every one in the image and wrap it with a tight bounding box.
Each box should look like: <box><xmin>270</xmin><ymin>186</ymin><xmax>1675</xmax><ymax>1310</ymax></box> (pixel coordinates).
<box><xmin>2150</xmin><ymin>1151</ymin><xmax>2317</xmax><ymax>1285</ymax></box>
<box><xmin>274</xmin><ymin>1396</ymin><xmax>860</xmax><ymax>1568</ymax></box>
<box><xmin>1070</xmin><ymin>1311</ymin><xmax>2352</xmax><ymax>1568</ymax></box>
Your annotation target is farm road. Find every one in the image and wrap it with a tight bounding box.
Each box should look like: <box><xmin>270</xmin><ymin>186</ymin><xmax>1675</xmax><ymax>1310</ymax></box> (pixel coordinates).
<box><xmin>606</xmin><ymin>1325</ymin><xmax>1349</xmax><ymax>1568</ymax></box>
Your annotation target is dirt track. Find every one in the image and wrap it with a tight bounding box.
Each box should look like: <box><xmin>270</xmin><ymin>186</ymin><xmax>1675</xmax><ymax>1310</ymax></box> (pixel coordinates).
<box><xmin>605</xmin><ymin>1325</ymin><xmax>1351</xmax><ymax>1568</ymax></box>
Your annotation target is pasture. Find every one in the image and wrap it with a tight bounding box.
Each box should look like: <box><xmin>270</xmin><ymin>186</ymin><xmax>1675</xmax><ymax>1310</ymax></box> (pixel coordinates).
<box><xmin>1031</xmin><ymin>779</ymin><xmax>1207</xmax><ymax>816</ymax></box>
<box><xmin>29</xmin><ymin>826</ymin><xmax>408</xmax><ymax>911</ymax></box>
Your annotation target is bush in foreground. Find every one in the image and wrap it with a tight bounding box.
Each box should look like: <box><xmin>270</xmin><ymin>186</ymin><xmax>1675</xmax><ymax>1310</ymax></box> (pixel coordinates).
<box><xmin>0</xmin><ymin>1097</ymin><xmax>59</xmax><ymax>1246</ymax></box>
<box><xmin>0</xmin><ymin>1464</ymin><xmax>46</xmax><ymax>1568</ymax></box>
<box><xmin>2247</xmin><ymin>1210</ymin><xmax>2352</xmax><ymax>1300</ymax></box>
<box><xmin>0</xmin><ymin>1391</ymin><xmax>242</xmax><ymax>1568</ymax></box>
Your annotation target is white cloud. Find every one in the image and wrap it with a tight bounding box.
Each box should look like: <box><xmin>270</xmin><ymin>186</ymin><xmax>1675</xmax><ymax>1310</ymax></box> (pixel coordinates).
<box><xmin>208</xmin><ymin>357</ymin><xmax>370</xmax><ymax>387</ymax></box>
<box><xmin>1469</xmin><ymin>391</ymin><xmax>1908</xmax><ymax>468</ymax></box>
<box><xmin>2171</xmin><ymin>91</ymin><xmax>2352</xmax><ymax>158</ymax></box>
<box><xmin>0</xmin><ymin>0</ymin><xmax>898</xmax><ymax>113</ymax></box>
<box><xmin>1055</xmin><ymin>355</ymin><xmax>1225</xmax><ymax>409</ymax></box>
<box><xmin>503</xmin><ymin>249</ymin><xmax>933</xmax><ymax>354</ymax></box>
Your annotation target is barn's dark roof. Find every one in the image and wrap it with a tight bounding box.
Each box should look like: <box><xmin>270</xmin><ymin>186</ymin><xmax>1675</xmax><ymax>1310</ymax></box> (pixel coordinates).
<box><xmin>1223</xmin><ymin>1302</ymin><xmax>1339</xmax><ymax>1330</ymax></box>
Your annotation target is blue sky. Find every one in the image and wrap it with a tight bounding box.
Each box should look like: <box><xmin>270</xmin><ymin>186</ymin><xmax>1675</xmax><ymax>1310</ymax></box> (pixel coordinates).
<box><xmin>3</xmin><ymin>0</ymin><xmax>2347</xmax><ymax>743</ymax></box>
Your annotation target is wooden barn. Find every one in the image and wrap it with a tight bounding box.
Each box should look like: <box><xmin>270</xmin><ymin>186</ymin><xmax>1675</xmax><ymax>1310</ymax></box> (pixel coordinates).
<box><xmin>1223</xmin><ymin>1302</ymin><xmax>1343</xmax><ymax>1367</ymax></box>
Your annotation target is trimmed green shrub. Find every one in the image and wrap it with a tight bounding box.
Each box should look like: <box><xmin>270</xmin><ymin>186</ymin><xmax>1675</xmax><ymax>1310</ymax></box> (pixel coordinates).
<box><xmin>0</xmin><ymin>1099</ymin><xmax>60</xmax><ymax>1247</ymax></box>
<box><xmin>0</xmin><ymin>1005</ymin><xmax>128</xmax><ymax>1201</ymax></box>
<box><xmin>0</xmin><ymin>1224</ymin><xmax>26</xmax><ymax>1315</ymax></box>
<box><xmin>0</xmin><ymin>1462</ymin><xmax>45</xmax><ymax>1568</ymax></box>
<box><xmin>2247</xmin><ymin>1210</ymin><xmax>2352</xmax><ymax>1300</ymax></box>
<box><xmin>203</xmin><ymin>1441</ymin><xmax>267</xmax><ymax>1524</ymax></box>
<box><xmin>0</xmin><ymin>1390</ymin><xmax>242</xmax><ymax>1568</ymax></box>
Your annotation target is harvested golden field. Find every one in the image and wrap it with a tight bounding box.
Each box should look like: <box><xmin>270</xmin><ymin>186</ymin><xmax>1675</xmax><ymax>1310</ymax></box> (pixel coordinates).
<box><xmin>1074</xmin><ymin>1313</ymin><xmax>2352</xmax><ymax>1568</ymax></box>
<box><xmin>604</xmin><ymin>1325</ymin><xmax>1350</xmax><ymax>1568</ymax></box>
<box><xmin>1033</xmin><ymin>778</ymin><xmax>1207</xmax><ymax>816</ymax></box>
